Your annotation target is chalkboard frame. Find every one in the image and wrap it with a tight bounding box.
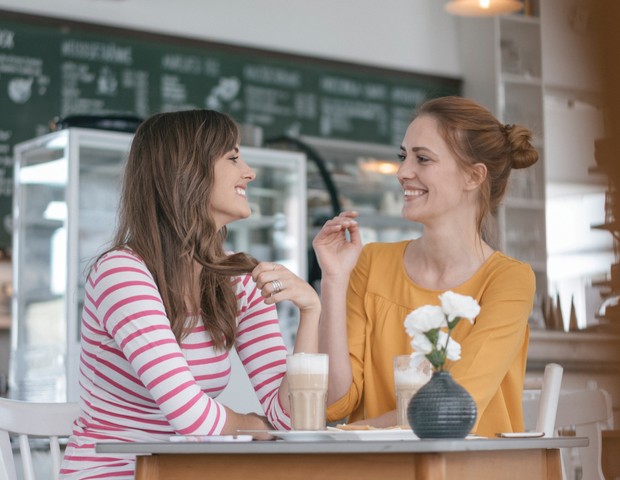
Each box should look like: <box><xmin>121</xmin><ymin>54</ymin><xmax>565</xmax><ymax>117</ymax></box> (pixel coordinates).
<box><xmin>0</xmin><ymin>9</ymin><xmax>460</xmax><ymax>92</ymax></box>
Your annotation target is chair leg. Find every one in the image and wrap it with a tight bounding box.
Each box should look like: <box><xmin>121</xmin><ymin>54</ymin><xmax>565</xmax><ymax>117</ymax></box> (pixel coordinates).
<box><xmin>0</xmin><ymin>430</ymin><xmax>17</xmax><ymax>480</ymax></box>
<box><xmin>50</xmin><ymin>436</ymin><xmax>62</xmax><ymax>480</ymax></box>
<box><xmin>18</xmin><ymin>434</ymin><xmax>35</xmax><ymax>480</ymax></box>
<box><xmin>560</xmin><ymin>446</ymin><xmax>574</xmax><ymax>480</ymax></box>
<box><xmin>576</xmin><ymin>422</ymin><xmax>605</xmax><ymax>480</ymax></box>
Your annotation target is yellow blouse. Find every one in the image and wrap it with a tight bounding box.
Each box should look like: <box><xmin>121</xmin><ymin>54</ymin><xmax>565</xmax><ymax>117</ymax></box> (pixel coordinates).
<box><xmin>326</xmin><ymin>241</ymin><xmax>535</xmax><ymax>437</ymax></box>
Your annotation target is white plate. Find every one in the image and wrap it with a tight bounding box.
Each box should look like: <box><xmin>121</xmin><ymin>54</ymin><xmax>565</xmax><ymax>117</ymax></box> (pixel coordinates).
<box><xmin>327</xmin><ymin>428</ymin><xmax>419</xmax><ymax>441</ymax></box>
<box><xmin>496</xmin><ymin>432</ymin><xmax>544</xmax><ymax>438</ymax></box>
<box><xmin>169</xmin><ymin>434</ymin><xmax>253</xmax><ymax>442</ymax></box>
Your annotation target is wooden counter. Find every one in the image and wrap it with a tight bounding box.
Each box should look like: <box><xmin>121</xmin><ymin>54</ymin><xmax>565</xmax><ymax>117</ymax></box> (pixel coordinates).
<box><xmin>602</xmin><ymin>430</ymin><xmax>620</xmax><ymax>479</ymax></box>
<box><xmin>96</xmin><ymin>436</ymin><xmax>587</xmax><ymax>480</ymax></box>
<box><xmin>527</xmin><ymin>330</ymin><xmax>620</xmax><ymax>372</ymax></box>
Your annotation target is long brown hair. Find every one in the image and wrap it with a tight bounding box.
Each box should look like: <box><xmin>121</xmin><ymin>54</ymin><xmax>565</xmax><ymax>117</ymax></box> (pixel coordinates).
<box><xmin>111</xmin><ymin>110</ymin><xmax>257</xmax><ymax>349</ymax></box>
<box><xmin>415</xmin><ymin>96</ymin><xmax>539</xmax><ymax>244</ymax></box>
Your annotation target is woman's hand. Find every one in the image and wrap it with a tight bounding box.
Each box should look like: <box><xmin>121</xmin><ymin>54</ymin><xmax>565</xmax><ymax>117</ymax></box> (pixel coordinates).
<box><xmin>222</xmin><ymin>408</ymin><xmax>275</xmax><ymax>441</ymax></box>
<box><xmin>312</xmin><ymin>211</ymin><xmax>362</xmax><ymax>279</ymax></box>
<box><xmin>244</xmin><ymin>413</ymin><xmax>275</xmax><ymax>441</ymax></box>
<box><xmin>252</xmin><ymin>262</ymin><xmax>320</xmax><ymax>313</ymax></box>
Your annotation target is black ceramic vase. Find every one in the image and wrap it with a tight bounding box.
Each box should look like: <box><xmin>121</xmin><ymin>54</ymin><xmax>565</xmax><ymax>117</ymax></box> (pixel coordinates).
<box><xmin>407</xmin><ymin>371</ymin><xmax>477</xmax><ymax>439</ymax></box>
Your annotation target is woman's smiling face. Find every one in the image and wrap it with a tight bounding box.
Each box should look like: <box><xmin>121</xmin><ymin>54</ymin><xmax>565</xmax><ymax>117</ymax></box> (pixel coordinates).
<box><xmin>397</xmin><ymin>115</ymin><xmax>473</xmax><ymax>225</ymax></box>
<box><xmin>209</xmin><ymin>146</ymin><xmax>256</xmax><ymax>230</ymax></box>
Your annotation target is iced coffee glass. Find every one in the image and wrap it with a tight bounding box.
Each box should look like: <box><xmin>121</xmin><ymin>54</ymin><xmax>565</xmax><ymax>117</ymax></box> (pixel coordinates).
<box><xmin>393</xmin><ymin>354</ymin><xmax>432</xmax><ymax>427</ymax></box>
<box><xmin>286</xmin><ymin>353</ymin><xmax>329</xmax><ymax>431</ymax></box>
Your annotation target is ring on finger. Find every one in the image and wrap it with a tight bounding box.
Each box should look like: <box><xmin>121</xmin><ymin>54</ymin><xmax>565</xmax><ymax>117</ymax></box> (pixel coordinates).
<box><xmin>270</xmin><ymin>279</ymin><xmax>283</xmax><ymax>295</ymax></box>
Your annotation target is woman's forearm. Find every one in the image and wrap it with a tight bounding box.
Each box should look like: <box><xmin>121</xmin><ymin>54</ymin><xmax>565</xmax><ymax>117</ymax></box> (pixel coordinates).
<box><xmin>292</xmin><ymin>306</ymin><xmax>321</xmax><ymax>353</ymax></box>
<box><xmin>318</xmin><ymin>275</ymin><xmax>353</xmax><ymax>404</ymax></box>
<box><xmin>278</xmin><ymin>305</ymin><xmax>321</xmax><ymax>411</ymax></box>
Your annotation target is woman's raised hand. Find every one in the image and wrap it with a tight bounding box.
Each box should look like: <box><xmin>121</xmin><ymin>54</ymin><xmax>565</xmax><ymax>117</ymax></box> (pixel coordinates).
<box><xmin>252</xmin><ymin>262</ymin><xmax>320</xmax><ymax>312</ymax></box>
<box><xmin>252</xmin><ymin>262</ymin><xmax>320</xmax><ymax>353</ymax></box>
<box><xmin>312</xmin><ymin>211</ymin><xmax>363</xmax><ymax>279</ymax></box>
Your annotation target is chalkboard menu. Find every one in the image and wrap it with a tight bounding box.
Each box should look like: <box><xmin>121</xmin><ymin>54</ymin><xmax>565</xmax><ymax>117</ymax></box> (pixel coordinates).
<box><xmin>0</xmin><ymin>11</ymin><xmax>461</xmax><ymax>248</ymax></box>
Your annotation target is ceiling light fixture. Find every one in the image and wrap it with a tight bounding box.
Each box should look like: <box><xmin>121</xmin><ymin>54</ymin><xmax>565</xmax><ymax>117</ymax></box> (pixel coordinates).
<box><xmin>444</xmin><ymin>0</ymin><xmax>523</xmax><ymax>17</ymax></box>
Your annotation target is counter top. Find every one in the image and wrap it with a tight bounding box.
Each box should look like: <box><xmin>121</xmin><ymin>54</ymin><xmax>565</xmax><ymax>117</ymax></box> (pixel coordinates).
<box><xmin>527</xmin><ymin>329</ymin><xmax>620</xmax><ymax>372</ymax></box>
<box><xmin>96</xmin><ymin>436</ymin><xmax>587</xmax><ymax>455</ymax></box>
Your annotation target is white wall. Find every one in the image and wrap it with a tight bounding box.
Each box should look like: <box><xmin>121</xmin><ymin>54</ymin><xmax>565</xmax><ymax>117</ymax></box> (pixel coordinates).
<box><xmin>544</xmin><ymin>97</ymin><xmax>605</xmax><ymax>185</ymax></box>
<box><xmin>540</xmin><ymin>0</ymin><xmax>601</xmax><ymax>96</ymax></box>
<box><xmin>0</xmin><ymin>0</ymin><xmax>460</xmax><ymax>77</ymax></box>
<box><xmin>540</xmin><ymin>0</ymin><xmax>605</xmax><ymax>186</ymax></box>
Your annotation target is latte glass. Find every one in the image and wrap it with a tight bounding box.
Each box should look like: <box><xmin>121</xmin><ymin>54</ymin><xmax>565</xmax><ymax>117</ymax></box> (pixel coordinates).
<box><xmin>394</xmin><ymin>354</ymin><xmax>432</xmax><ymax>427</ymax></box>
<box><xmin>286</xmin><ymin>353</ymin><xmax>329</xmax><ymax>431</ymax></box>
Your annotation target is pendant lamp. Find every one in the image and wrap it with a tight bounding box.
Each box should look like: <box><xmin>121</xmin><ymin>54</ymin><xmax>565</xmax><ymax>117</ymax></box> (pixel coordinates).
<box><xmin>444</xmin><ymin>0</ymin><xmax>523</xmax><ymax>17</ymax></box>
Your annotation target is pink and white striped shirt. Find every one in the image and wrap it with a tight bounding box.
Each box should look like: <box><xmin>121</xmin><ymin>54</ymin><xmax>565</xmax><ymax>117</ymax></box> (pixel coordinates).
<box><xmin>60</xmin><ymin>249</ymin><xmax>291</xmax><ymax>479</ymax></box>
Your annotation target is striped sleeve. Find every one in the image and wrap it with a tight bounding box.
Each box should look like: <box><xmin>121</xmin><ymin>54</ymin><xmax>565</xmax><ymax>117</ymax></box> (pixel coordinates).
<box><xmin>234</xmin><ymin>274</ymin><xmax>291</xmax><ymax>430</ymax></box>
<box><xmin>90</xmin><ymin>250</ymin><xmax>227</xmax><ymax>435</ymax></box>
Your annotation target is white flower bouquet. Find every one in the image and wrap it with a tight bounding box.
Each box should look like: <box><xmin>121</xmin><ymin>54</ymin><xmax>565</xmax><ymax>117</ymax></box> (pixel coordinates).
<box><xmin>404</xmin><ymin>291</ymin><xmax>480</xmax><ymax>372</ymax></box>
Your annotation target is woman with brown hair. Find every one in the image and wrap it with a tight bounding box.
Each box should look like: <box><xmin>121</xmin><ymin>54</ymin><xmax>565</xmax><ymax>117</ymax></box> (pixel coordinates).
<box><xmin>60</xmin><ymin>110</ymin><xmax>320</xmax><ymax>479</ymax></box>
<box><xmin>313</xmin><ymin>96</ymin><xmax>538</xmax><ymax>437</ymax></box>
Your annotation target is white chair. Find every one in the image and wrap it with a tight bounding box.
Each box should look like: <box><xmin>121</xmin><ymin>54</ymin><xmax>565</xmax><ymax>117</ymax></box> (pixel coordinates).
<box><xmin>0</xmin><ymin>397</ymin><xmax>80</xmax><ymax>480</ymax></box>
<box><xmin>555</xmin><ymin>386</ymin><xmax>613</xmax><ymax>480</ymax></box>
<box><xmin>523</xmin><ymin>362</ymin><xmax>564</xmax><ymax>436</ymax></box>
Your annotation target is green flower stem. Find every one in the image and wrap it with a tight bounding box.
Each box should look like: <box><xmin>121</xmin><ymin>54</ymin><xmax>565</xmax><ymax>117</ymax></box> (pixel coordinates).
<box><xmin>424</xmin><ymin>317</ymin><xmax>463</xmax><ymax>372</ymax></box>
<box><xmin>426</xmin><ymin>350</ymin><xmax>446</xmax><ymax>371</ymax></box>
<box><xmin>447</xmin><ymin>316</ymin><xmax>462</xmax><ymax>330</ymax></box>
<box><xmin>426</xmin><ymin>329</ymin><xmax>439</xmax><ymax>345</ymax></box>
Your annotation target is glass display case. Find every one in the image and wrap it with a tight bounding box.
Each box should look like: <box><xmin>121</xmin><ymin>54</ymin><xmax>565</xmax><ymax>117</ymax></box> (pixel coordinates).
<box><xmin>10</xmin><ymin>128</ymin><xmax>307</xmax><ymax>402</ymax></box>
<box><xmin>11</xmin><ymin>128</ymin><xmax>131</xmax><ymax>403</ymax></box>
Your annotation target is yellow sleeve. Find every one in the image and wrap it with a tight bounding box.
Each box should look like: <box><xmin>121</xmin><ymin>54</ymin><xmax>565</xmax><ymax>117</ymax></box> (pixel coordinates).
<box><xmin>449</xmin><ymin>261</ymin><xmax>535</xmax><ymax>429</ymax></box>
<box><xmin>326</xmin><ymin>245</ymin><xmax>371</xmax><ymax>422</ymax></box>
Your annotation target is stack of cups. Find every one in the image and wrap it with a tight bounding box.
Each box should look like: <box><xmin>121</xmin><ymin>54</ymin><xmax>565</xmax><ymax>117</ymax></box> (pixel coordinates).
<box><xmin>286</xmin><ymin>353</ymin><xmax>329</xmax><ymax>431</ymax></box>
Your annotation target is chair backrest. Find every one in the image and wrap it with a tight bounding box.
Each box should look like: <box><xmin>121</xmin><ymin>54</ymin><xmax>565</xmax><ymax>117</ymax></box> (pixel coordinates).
<box><xmin>0</xmin><ymin>397</ymin><xmax>79</xmax><ymax>480</ymax></box>
<box><xmin>554</xmin><ymin>387</ymin><xmax>613</xmax><ymax>480</ymax></box>
<box><xmin>523</xmin><ymin>363</ymin><xmax>564</xmax><ymax>437</ymax></box>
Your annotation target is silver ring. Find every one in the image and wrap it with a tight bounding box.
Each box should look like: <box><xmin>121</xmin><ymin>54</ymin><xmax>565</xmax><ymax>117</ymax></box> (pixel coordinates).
<box><xmin>271</xmin><ymin>279</ymin><xmax>283</xmax><ymax>295</ymax></box>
